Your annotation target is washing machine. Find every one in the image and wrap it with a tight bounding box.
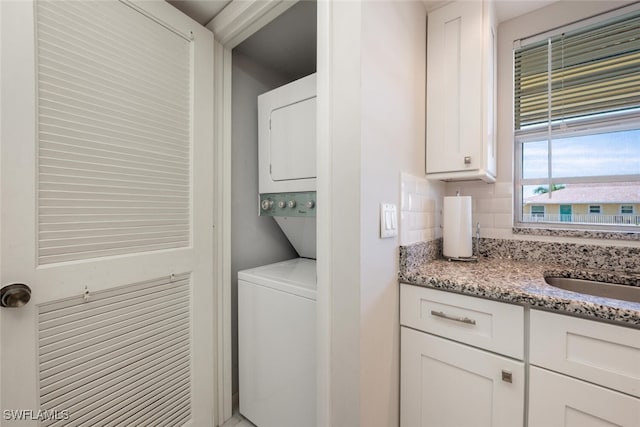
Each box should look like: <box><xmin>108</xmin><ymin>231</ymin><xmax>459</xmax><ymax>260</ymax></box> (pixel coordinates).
<box><xmin>238</xmin><ymin>73</ymin><xmax>318</xmax><ymax>426</ymax></box>
<box><xmin>238</xmin><ymin>258</ymin><xmax>316</xmax><ymax>427</ymax></box>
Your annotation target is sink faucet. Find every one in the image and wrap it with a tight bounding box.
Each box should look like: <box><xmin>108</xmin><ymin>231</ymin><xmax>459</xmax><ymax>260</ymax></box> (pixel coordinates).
<box><xmin>475</xmin><ymin>222</ymin><xmax>480</xmax><ymax>258</ymax></box>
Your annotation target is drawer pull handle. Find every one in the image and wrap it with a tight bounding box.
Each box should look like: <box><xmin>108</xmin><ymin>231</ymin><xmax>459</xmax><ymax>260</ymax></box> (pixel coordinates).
<box><xmin>430</xmin><ymin>310</ymin><xmax>476</xmax><ymax>325</ymax></box>
<box><xmin>502</xmin><ymin>370</ymin><xmax>512</xmax><ymax>383</ymax></box>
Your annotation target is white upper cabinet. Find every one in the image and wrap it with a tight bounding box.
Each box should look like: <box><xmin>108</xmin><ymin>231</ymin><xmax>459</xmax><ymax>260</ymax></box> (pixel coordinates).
<box><xmin>426</xmin><ymin>0</ymin><xmax>497</xmax><ymax>182</ymax></box>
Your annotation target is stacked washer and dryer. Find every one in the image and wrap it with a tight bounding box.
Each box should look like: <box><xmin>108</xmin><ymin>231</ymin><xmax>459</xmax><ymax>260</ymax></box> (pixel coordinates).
<box><xmin>237</xmin><ymin>74</ymin><xmax>317</xmax><ymax>427</ymax></box>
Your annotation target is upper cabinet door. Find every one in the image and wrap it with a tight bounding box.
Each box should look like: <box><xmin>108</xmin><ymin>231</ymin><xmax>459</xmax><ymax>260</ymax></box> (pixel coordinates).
<box><xmin>426</xmin><ymin>0</ymin><xmax>497</xmax><ymax>182</ymax></box>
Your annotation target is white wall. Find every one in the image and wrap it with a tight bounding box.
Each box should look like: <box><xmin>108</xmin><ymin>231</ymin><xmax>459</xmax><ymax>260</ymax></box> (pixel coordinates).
<box><xmin>359</xmin><ymin>2</ymin><xmax>444</xmax><ymax>425</ymax></box>
<box><xmin>323</xmin><ymin>1</ymin><xmax>444</xmax><ymax>425</ymax></box>
<box><xmin>230</xmin><ymin>51</ymin><xmax>298</xmax><ymax>394</ymax></box>
<box><xmin>450</xmin><ymin>0</ymin><xmax>639</xmax><ymax>247</ymax></box>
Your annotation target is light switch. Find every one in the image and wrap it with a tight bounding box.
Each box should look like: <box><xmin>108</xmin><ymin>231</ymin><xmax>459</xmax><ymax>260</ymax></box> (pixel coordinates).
<box><xmin>380</xmin><ymin>203</ymin><xmax>398</xmax><ymax>238</ymax></box>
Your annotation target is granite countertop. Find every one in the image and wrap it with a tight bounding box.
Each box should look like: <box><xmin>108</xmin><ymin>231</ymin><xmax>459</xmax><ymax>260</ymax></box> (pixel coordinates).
<box><xmin>400</xmin><ymin>257</ymin><xmax>640</xmax><ymax>327</ymax></box>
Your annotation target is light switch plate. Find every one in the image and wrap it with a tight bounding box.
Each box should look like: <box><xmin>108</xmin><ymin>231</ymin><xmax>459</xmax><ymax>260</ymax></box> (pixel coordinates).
<box><xmin>380</xmin><ymin>203</ymin><xmax>398</xmax><ymax>238</ymax></box>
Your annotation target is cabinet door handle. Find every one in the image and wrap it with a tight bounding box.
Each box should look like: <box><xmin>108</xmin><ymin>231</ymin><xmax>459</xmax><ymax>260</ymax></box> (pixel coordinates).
<box><xmin>430</xmin><ymin>310</ymin><xmax>476</xmax><ymax>325</ymax></box>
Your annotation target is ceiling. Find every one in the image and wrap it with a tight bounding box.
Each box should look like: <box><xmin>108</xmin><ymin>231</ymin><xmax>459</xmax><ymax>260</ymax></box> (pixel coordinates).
<box><xmin>422</xmin><ymin>1</ymin><xmax>555</xmax><ymax>22</ymax></box>
<box><xmin>234</xmin><ymin>1</ymin><xmax>317</xmax><ymax>80</ymax></box>
<box><xmin>167</xmin><ymin>0</ymin><xmax>557</xmax><ymax>27</ymax></box>
<box><xmin>166</xmin><ymin>0</ymin><xmax>317</xmax><ymax>80</ymax></box>
<box><xmin>166</xmin><ymin>0</ymin><xmax>554</xmax><ymax>80</ymax></box>
<box><xmin>166</xmin><ymin>0</ymin><xmax>231</xmax><ymax>25</ymax></box>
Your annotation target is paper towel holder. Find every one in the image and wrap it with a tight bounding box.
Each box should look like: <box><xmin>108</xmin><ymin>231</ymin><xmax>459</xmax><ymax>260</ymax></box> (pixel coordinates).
<box><xmin>445</xmin><ymin>222</ymin><xmax>479</xmax><ymax>263</ymax></box>
<box><xmin>446</xmin><ymin>255</ymin><xmax>478</xmax><ymax>262</ymax></box>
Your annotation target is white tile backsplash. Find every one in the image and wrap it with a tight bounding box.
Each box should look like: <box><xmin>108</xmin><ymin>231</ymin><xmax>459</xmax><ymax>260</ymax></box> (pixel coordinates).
<box><xmin>400</xmin><ymin>172</ymin><xmax>445</xmax><ymax>245</ymax></box>
<box><xmin>473</xmin><ymin>213</ymin><xmax>495</xmax><ymax>228</ymax></box>
<box><xmin>494</xmin><ymin>213</ymin><xmax>513</xmax><ymax>229</ymax></box>
<box><xmin>446</xmin><ymin>181</ymin><xmax>513</xmax><ymax>238</ymax></box>
<box><xmin>491</xmin><ymin>198</ymin><xmax>512</xmax><ymax>214</ymax></box>
<box><xmin>475</xmin><ymin>198</ymin><xmax>494</xmax><ymax>214</ymax></box>
<box><xmin>493</xmin><ymin>182</ymin><xmax>513</xmax><ymax>197</ymax></box>
<box><xmin>399</xmin><ymin>175</ymin><xmax>528</xmax><ymax>243</ymax></box>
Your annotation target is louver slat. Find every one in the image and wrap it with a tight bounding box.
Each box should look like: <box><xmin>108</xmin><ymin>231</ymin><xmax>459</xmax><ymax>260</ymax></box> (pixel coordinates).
<box><xmin>514</xmin><ymin>11</ymin><xmax>640</xmax><ymax>130</ymax></box>
<box><xmin>39</xmin><ymin>274</ymin><xmax>191</xmax><ymax>426</ymax></box>
<box><xmin>36</xmin><ymin>0</ymin><xmax>192</xmax><ymax>264</ymax></box>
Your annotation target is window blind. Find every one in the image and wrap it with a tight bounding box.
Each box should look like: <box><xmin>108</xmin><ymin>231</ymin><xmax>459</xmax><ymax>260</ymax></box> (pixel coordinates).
<box><xmin>514</xmin><ymin>10</ymin><xmax>640</xmax><ymax>131</ymax></box>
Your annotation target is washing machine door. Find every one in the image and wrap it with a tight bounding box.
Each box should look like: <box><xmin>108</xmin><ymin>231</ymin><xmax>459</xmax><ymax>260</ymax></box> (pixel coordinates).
<box><xmin>270</xmin><ymin>96</ymin><xmax>316</xmax><ymax>182</ymax></box>
<box><xmin>258</xmin><ymin>73</ymin><xmax>317</xmax><ymax>194</ymax></box>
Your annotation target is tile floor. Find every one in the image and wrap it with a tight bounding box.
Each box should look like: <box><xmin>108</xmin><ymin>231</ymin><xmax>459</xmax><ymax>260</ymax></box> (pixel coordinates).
<box><xmin>220</xmin><ymin>411</ymin><xmax>255</xmax><ymax>427</ymax></box>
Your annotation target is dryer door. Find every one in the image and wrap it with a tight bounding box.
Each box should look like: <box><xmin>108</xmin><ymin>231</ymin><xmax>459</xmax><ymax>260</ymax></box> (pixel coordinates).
<box><xmin>270</xmin><ymin>97</ymin><xmax>316</xmax><ymax>182</ymax></box>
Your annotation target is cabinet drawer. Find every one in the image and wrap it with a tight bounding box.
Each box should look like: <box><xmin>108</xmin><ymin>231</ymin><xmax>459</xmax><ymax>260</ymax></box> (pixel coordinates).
<box><xmin>400</xmin><ymin>284</ymin><xmax>524</xmax><ymax>359</ymax></box>
<box><xmin>530</xmin><ymin>309</ymin><xmax>640</xmax><ymax>397</ymax></box>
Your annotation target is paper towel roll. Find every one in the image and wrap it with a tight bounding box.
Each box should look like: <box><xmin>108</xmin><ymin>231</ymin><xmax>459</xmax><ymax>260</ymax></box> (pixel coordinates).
<box><xmin>443</xmin><ymin>196</ymin><xmax>472</xmax><ymax>258</ymax></box>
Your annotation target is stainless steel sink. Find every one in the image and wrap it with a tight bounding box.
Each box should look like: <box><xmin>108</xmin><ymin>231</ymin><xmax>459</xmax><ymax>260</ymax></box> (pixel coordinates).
<box><xmin>544</xmin><ymin>277</ymin><xmax>640</xmax><ymax>303</ymax></box>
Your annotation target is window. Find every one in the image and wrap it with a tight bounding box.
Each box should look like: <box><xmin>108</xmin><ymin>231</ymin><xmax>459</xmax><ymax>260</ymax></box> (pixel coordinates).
<box><xmin>620</xmin><ymin>205</ymin><xmax>634</xmax><ymax>215</ymax></box>
<box><xmin>514</xmin><ymin>6</ymin><xmax>640</xmax><ymax>230</ymax></box>
<box><xmin>531</xmin><ymin>205</ymin><xmax>545</xmax><ymax>218</ymax></box>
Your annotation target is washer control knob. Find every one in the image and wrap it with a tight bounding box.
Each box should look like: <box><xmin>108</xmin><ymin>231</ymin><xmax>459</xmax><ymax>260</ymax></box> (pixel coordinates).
<box><xmin>306</xmin><ymin>200</ymin><xmax>315</xmax><ymax>209</ymax></box>
<box><xmin>261</xmin><ymin>199</ymin><xmax>273</xmax><ymax>211</ymax></box>
<box><xmin>288</xmin><ymin>200</ymin><xmax>297</xmax><ymax>209</ymax></box>
<box><xmin>277</xmin><ymin>200</ymin><xmax>286</xmax><ymax>209</ymax></box>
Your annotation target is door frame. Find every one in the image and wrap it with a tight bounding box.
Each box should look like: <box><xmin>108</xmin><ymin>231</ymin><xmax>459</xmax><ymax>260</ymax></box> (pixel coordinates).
<box><xmin>206</xmin><ymin>1</ymin><xmax>332</xmax><ymax>425</ymax></box>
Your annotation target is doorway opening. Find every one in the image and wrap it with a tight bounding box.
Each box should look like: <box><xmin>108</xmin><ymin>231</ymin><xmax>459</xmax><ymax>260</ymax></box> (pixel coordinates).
<box><xmin>228</xmin><ymin>0</ymin><xmax>317</xmax><ymax>422</ymax></box>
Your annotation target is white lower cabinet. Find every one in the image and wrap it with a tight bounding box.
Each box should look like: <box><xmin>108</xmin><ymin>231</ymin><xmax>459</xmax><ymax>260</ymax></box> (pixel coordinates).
<box><xmin>528</xmin><ymin>309</ymin><xmax>640</xmax><ymax>427</ymax></box>
<box><xmin>400</xmin><ymin>285</ymin><xmax>640</xmax><ymax>427</ymax></box>
<box><xmin>400</xmin><ymin>284</ymin><xmax>525</xmax><ymax>427</ymax></box>
<box><xmin>529</xmin><ymin>309</ymin><xmax>640</xmax><ymax>398</ymax></box>
<box><xmin>401</xmin><ymin>327</ymin><xmax>524</xmax><ymax>427</ymax></box>
<box><xmin>529</xmin><ymin>366</ymin><xmax>639</xmax><ymax>427</ymax></box>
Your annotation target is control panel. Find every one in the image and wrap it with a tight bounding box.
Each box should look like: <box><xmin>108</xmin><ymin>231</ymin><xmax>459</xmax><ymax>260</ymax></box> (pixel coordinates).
<box><xmin>259</xmin><ymin>192</ymin><xmax>316</xmax><ymax>217</ymax></box>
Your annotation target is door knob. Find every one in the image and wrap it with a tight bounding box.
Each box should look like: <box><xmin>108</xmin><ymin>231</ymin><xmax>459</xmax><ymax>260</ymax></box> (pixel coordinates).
<box><xmin>0</xmin><ymin>283</ymin><xmax>31</xmax><ymax>308</ymax></box>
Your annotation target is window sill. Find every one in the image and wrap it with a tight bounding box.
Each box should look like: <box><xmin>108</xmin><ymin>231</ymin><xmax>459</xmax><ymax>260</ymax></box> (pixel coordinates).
<box><xmin>512</xmin><ymin>226</ymin><xmax>640</xmax><ymax>241</ymax></box>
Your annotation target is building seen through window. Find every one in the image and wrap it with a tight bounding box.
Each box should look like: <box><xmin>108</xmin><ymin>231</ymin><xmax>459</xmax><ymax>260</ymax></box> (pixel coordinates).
<box><xmin>522</xmin><ymin>182</ymin><xmax>639</xmax><ymax>226</ymax></box>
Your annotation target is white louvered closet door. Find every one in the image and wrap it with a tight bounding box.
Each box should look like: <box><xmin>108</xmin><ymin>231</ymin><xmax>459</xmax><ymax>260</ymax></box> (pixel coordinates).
<box><xmin>0</xmin><ymin>1</ymin><xmax>215</xmax><ymax>426</ymax></box>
